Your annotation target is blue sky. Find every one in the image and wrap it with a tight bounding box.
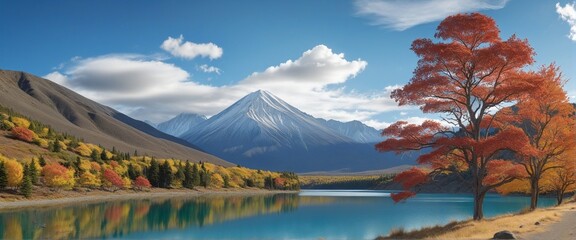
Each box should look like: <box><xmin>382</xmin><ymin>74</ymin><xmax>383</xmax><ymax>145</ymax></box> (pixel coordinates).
<box><xmin>1</xmin><ymin>0</ymin><xmax>575</xmax><ymax>129</ymax></box>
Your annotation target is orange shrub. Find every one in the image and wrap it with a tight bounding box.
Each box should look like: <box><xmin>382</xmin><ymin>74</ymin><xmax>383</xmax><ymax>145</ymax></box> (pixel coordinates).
<box><xmin>42</xmin><ymin>163</ymin><xmax>75</xmax><ymax>190</ymax></box>
<box><xmin>11</xmin><ymin>126</ymin><xmax>36</xmax><ymax>143</ymax></box>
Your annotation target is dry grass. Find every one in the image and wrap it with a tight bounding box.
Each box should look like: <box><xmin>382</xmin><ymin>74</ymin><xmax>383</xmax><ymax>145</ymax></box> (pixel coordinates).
<box><xmin>377</xmin><ymin>202</ymin><xmax>576</xmax><ymax>239</ymax></box>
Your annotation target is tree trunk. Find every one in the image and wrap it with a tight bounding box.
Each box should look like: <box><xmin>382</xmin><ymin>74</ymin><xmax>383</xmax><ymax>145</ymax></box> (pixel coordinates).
<box><xmin>556</xmin><ymin>189</ymin><xmax>565</xmax><ymax>206</ymax></box>
<box><xmin>473</xmin><ymin>187</ymin><xmax>486</xmax><ymax>220</ymax></box>
<box><xmin>529</xmin><ymin>178</ymin><xmax>539</xmax><ymax>210</ymax></box>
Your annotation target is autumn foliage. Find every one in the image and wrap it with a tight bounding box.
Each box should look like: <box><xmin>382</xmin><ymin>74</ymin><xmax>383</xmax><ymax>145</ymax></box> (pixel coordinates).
<box><xmin>102</xmin><ymin>168</ymin><xmax>125</xmax><ymax>190</ymax></box>
<box><xmin>133</xmin><ymin>176</ymin><xmax>151</xmax><ymax>190</ymax></box>
<box><xmin>42</xmin><ymin>163</ymin><xmax>76</xmax><ymax>190</ymax></box>
<box><xmin>2</xmin><ymin>158</ymin><xmax>23</xmax><ymax>188</ymax></box>
<box><xmin>376</xmin><ymin>13</ymin><xmax>542</xmax><ymax>220</ymax></box>
<box><xmin>11</xmin><ymin>126</ymin><xmax>36</xmax><ymax>143</ymax></box>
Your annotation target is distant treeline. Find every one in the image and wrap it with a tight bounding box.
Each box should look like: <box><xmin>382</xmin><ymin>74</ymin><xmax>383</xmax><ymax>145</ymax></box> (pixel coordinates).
<box><xmin>299</xmin><ymin>175</ymin><xmax>393</xmax><ymax>189</ymax></box>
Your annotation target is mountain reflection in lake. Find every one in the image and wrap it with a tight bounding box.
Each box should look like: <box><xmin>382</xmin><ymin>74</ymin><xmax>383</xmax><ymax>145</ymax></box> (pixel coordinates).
<box><xmin>0</xmin><ymin>190</ymin><xmax>555</xmax><ymax>240</ymax></box>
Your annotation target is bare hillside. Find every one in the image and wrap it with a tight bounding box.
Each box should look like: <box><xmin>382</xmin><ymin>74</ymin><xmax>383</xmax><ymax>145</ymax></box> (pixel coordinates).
<box><xmin>0</xmin><ymin>70</ymin><xmax>230</xmax><ymax>166</ymax></box>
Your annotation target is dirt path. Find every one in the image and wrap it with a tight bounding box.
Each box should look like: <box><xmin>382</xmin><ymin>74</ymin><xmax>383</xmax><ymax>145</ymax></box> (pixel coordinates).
<box><xmin>523</xmin><ymin>204</ymin><xmax>576</xmax><ymax>240</ymax></box>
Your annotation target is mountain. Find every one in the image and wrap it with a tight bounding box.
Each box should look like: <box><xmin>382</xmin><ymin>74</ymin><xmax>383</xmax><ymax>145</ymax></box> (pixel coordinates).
<box><xmin>318</xmin><ymin>119</ymin><xmax>382</xmax><ymax>143</ymax></box>
<box><xmin>0</xmin><ymin>70</ymin><xmax>230</xmax><ymax>166</ymax></box>
<box><xmin>157</xmin><ymin>113</ymin><xmax>207</xmax><ymax>137</ymax></box>
<box><xmin>182</xmin><ymin>90</ymin><xmax>353</xmax><ymax>155</ymax></box>
<box><xmin>144</xmin><ymin>120</ymin><xmax>157</xmax><ymax>128</ymax></box>
<box><xmin>182</xmin><ymin>90</ymin><xmax>412</xmax><ymax>172</ymax></box>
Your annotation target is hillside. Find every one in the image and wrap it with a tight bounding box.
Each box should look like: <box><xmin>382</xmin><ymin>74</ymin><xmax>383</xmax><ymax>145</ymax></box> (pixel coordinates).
<box><xmin>0</xmin><ymin>70</ymin><xmax>229</xmax><ymax>165</ymax></box>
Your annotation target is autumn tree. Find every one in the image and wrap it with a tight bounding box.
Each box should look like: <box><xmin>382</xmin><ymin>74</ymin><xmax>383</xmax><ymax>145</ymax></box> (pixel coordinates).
<box><xmin>545</xmin><ymin>160</ymin><xmax>576</xmax><ymax>205</ymax></box>
<box><xmin>102</xmin><ymin>168</ymin><xmax>124</xmax><ymax>191</ymax></box>
<box><xmin>42</xmin><ymin>163</ymin><xmax>75</xmax><ymax>190</ymax></box>
<box><xmin>3</xmin><ymin>158</ymin><xmax>24</xmax><ymax>188</ymax></box>
<box><xmin>505</xmin><ymin>65</ymin><xmax>576</xmax><ymax>210</ymax></box>
<box><xmin>11</xmin><ymin>126</ymin><xmax>36</xmax><ymax>143</ymax></box>
<box><xmin>133</xmin><ymin>176</ymin><xmax>151</xmax><ymax>191</ymax></box>
<box><xmin>376</xmin><ymin>13</ymin><xmax>541</xmax><ymax>220</ymax></box>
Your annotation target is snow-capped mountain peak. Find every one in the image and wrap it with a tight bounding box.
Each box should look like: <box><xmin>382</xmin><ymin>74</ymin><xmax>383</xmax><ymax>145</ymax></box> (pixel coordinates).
<box><xmin>156</xmin><ymin>112</ymin><xmax>207</xmax><ymax>137</ymax></box>
<box><xmin>182</xmin><ymin>90</ymin><xmax>353</xmax><ymax>156</ymax></box>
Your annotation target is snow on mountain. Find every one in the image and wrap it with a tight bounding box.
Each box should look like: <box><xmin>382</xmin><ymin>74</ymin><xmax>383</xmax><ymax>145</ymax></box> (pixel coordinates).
<box><xmin>181</xmin><ymin>90</ymin><xmax>353</xmax><ymax>156</ymax></box>
<box><xmin>318</xmin><ymin>119</ymin><xmax>382</xmax><ymax>143</ymax></box>
<box><xmin>157</xmin><ymin>113</ymin><xmax>207</xmax><ymax>137</ymax></box>
<box><xmin>144</xmin><ymin>120</ymin><xmax>157</xmax><ymax>128</ymax></box>
<box><xmin>178</xmin><ymin>90</ymin><xmax>412</xmax><ymax>172</ymax></box>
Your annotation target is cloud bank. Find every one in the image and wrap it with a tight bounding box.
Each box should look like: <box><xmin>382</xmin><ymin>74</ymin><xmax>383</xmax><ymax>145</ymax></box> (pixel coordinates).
<box><xmin>44</xmin><ymin>45</ymin><xmax>407</xmax><ymax>129</ymax></box>
<box><xmin>556</xmin><ymin>2</ymin><xmax>576</xmax><ymax>41</ymax></box>
<box><xmin>354</xmin><ymin>0</ymin><xmax>509</xmax><ymax>30</ymax></box>
<box><xmin>161</xmin><ymin>35</ymin><xmax>223</xmax><ymax>59</ymax></box>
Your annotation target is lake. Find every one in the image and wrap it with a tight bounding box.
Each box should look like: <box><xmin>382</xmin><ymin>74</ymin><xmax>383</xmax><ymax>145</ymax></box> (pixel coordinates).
<box><xmin>0</xmin><ymin>190</ymin><xmax>556</xmax><ymax>239</ymax></box>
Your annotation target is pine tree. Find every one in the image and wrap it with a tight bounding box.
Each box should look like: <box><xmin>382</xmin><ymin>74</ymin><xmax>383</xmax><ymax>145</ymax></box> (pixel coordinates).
<box><xmin>199</xmin><ymin>163</ymin><xmax>210</xmax><ymax>188</ymax></box>
<box><xmin>100</xmin><ymin>149</ymin><xmax>109</xmax><ymax>161</ymax></box>
<box><xmin>38</xmin><ymin>155</ymin><xmax>46</xmax><ymax>167</ymax></box>
<box><xmin>127</xmin><ymin>163</ymin><xmax>139</xmax><ymax>180</ymax></box>
<box><xmin>90</xmin><ymin>149</ymin><xmax>100</xmax><ymax>161</ymax></box>
<box><xmin>159</xmin><ymin>161</ymin><xmax>173</xmax><ymax>188</ymax></box>
<box><xmin>191</xmin><ymin>163</ymin><xmax>200</xmax><ymax>186</ymax></box>
<box><xmin>20</xmin><ymin>164</ymin><xmax>32</xmax><ymax>198</ymax></box>
<box><xmin>175</xmin><ymin>162</ymin><xmax>184</xmax><ymax>183</ymax></box>
<box><xmin>20</xmin><ymin>175</ymin><xmax>32</xmax><ymax>198</ymax></box>
<box><xmin>52</xmin><ymin>140</ymin><xmax>61</xmax><ymax>152</ymax></box>
<box><xmin>0</xmin><ymin>162</ymin><xmax>7</xmax><ymax>190</ymax></box>
<box><xmin>29</xmin><ymin>159</ymin><xmax>38</xmax><ymax>185</ymax></box>
<box><xmin>183</xmin><ymin>161</ymin><xmax>193</xmax><ymax>189</ymax></box>
<box><xmin>147</xmin><ymin>158</ymin><xmax>160</xmax><ymax>187</ymax></box>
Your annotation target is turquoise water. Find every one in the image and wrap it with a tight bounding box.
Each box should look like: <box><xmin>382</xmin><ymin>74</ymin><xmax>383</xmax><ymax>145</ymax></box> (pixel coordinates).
<box><xmin>0</xmin><ymin>190</ymin><xmax>556</xmax><ymax>239</ymax></box>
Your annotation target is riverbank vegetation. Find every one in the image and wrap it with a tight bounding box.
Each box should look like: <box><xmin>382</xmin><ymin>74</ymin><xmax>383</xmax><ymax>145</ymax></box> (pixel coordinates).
<box><xmin>377</xmin><ymin>199</ymin><xmax>576</xmax><ymax>239</ymax></box>
<box><xmin>299</xmin><ymin>175</ymin><xmax>393</xmax><ymax>189</ymax></box>
<box><xmin>0</xmin><ymin>105</ymin><xmax>299</xmax><ymax>201</ymax></box>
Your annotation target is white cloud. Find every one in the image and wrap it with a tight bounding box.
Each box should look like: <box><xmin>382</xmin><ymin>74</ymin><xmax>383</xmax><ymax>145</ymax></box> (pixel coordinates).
<box><xmin>556</xmin><ymin>2</ymin><xmax>576</xmax><ymax>41</ymax></box>
<box><xmin>198</xmin><ymin>64</ymin><xmax>221</xmax><ymax>74</ymax></box>
<box><xmin>354</xmin><ymin>0</ymin><xmax>509</xmax><ymax>30</ymax></box>
<box><xmin>43</xmin><ymin>71</ymin><xmax>69</xmax><ymax>85</ymax></box>
<box><xmin>44</xmin><ymin>45</ymin><xmax>404</xmax><ymax>126</ymax></box>
<box><xmin>161</xmin><ymin>35</ymin><xmax>223</xmax><ymax>60</ymax></box>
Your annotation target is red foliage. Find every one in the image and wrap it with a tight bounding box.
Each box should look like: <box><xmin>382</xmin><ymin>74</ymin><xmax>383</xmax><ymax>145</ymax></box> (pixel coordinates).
<box><xmin>102</xmin><ymin>168</ymin><xmax>124</xmax><ymax>189</ymax></box>
<box><xmin>391</xmin><ymin>191</ymin><xmax>416</xmax><ymax>203</ymax></box>
<box><xmin>375</xmin><ymin>13</ymin><xmax>541</xmax><ymax>220</ymax></box>
<box><xmin>11</xmin><ymin>126</ymin><xmax>35</xmax><ymax>143</ymax></box>
<box><xmin>133</xmin><ymin>176</ymin><xmax>151</xmax><ymax>189</ymax></box>
<box><xmin>274</xmin><ymin>177</ymin><xmax>286</xmax><ymax>188</ymax></box>
<box><xmin>110</xmin><ymin>161</ymin><xmax>120</xmax><ymax>169</ymax></box>
<box><xmin>394</xmin><ymin>168</ymin><xmax>428</xmax><ymax>189</ymax></box>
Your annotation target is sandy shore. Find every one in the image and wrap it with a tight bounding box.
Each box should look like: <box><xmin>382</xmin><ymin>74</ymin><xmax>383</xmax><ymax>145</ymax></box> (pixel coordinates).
<box><xmin>0</xmin><ymin>188</ymin><xmax>297</xmax><ymax>211</ymax></box>
<box><xmin>378</xmin><ymin>200</ymin><xmax>576</xmax><ymax>239</ymax></box>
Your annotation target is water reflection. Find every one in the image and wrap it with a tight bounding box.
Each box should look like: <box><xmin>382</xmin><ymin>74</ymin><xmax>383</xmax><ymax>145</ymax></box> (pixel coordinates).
<box><xmin>0</xmin><ymin>193</ymin><xmax>301</xmax><ymax>239</ymax></box>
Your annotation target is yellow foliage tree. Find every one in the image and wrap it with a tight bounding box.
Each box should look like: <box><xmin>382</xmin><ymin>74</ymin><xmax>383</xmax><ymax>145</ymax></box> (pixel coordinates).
<box><xmin>1</xmin><ymin>157</ymin><xmax>23</xmax><ymax>188</ymax></box>
<box><xmin>75</xmin><ymin>143</ymin><xmax>93</xmax><ymax>157</ymax></box>
<box><xmin>209</xmin><ymin>173</ymin><xmax>224</xmax><ymax>188</ymax></box>
<box><xmin>11</xmin><ymin>117</ymin><xmax>30</xmax><ymax>128</ymax></box>
<box><xmin>42</xmin><ymin>163</ymin><xmax>76</xmax><ymax>190</ymax></box>
<box><xmin>79</xmin><ymin>171</ymin><xmax>101</xmax><ymax>188</ymax></box>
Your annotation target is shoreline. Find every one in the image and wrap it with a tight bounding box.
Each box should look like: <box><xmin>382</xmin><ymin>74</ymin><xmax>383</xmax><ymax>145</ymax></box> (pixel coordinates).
<box><xmin>0</xmin><ymin>188</ymin><xmax>298</xmax><ymax>211</ymax></box>
<box><xmin>377</xmin><ymin>200</ymin><xmax>576</xmax><ymax>239</ymax></box>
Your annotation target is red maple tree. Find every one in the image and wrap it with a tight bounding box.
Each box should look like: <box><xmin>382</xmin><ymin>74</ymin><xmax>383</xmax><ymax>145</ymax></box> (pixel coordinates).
<box><xmin>376</xmin><ymin>13</ymin><xmax>542</xmax><ymax>220</ymax></box>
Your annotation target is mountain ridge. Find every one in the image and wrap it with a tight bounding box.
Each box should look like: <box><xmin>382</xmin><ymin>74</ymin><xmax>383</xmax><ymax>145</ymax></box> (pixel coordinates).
<box><xmin>0</xmin><ymin>70</ymin><xmax>230</xmax><ymax>166</ymax></box>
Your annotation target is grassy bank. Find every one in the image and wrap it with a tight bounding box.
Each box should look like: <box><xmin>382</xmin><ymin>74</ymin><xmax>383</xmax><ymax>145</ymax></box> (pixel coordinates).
<box><xmin>377</xmin><ymin>200</ymin><xmax>576</xmax><ymax>239</ymax></box>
